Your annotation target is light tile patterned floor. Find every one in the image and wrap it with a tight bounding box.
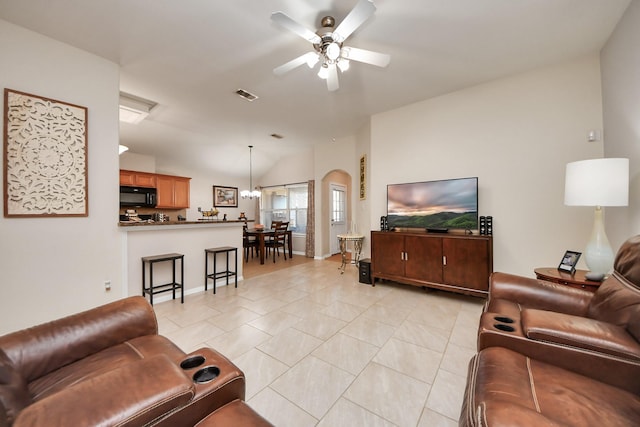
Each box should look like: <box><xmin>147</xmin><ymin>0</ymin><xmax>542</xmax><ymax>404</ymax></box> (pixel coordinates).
<box><xmin>153</xmin><ymin>259</ymin><xmax>484</xmax><ymax>426</ymax></box>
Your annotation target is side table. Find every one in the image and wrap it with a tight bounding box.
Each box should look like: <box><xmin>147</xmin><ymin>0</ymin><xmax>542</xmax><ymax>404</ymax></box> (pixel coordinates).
<box><xmin>337</xmin><ymin>233</ymin><xmax>364</xmax><ymax>274</ymax></box>
<box><xmin>534</xmin><ymin>267</ymin><xmax>602</xmax><ymax>293</ymax></box>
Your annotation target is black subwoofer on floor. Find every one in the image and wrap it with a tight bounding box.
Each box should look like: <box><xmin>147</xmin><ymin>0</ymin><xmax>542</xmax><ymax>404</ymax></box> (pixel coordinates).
<box><xmin>359</xmin><ymin>258</ymin><xmax>372</xmax><ymax>285</ymax></box>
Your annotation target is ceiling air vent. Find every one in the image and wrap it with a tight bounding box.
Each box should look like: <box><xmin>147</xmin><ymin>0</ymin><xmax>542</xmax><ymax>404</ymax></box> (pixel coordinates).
<box><xmin>235</xmin><ymin>89</ymin><xmax>258</xmax><ymax>102</ymax></box>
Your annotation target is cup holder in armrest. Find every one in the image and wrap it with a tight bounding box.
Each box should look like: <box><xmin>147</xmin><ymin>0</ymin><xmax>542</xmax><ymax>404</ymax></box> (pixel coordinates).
<box><xmin>494</xmin><ymin>323</ymin><xmax>515</xmax><ymax>332</ymax></box>
<box><xmin>193</xmin><ymin>366</ymin><xmax>220</xmax><ymax>384</ymax></box>
<box><xmin>180</xmin><ymin>355</ymin><xmax>206</xmax><ymax>370</ymax></box>
<box><xmin>494</xmin><ymin>316</ymin><xmax>515</xmax><ymax>324</ymax></box>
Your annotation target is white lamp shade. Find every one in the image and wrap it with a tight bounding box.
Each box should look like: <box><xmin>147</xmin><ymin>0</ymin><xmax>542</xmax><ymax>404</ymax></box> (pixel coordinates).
<box><xmin>564</xmin><ymin>158</ymin><xmax>629</xmax><ymax>206</ymax></box>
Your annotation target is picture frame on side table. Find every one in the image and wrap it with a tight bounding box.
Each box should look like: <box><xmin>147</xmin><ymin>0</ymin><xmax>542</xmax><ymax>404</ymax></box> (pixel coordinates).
<box><xmin>3</xmin><ymin>88</ymin><xmax>88</xmax><ymax>217</ymax></box>
<box><xmin>558</xmin><ymin>250</ymin><xmax>581</xmax><ymax>274</ymax></box>
<box><xmin>213</xmin><ymin>185</ymin><xmax>238</xmax><ymax>207</ymax></box>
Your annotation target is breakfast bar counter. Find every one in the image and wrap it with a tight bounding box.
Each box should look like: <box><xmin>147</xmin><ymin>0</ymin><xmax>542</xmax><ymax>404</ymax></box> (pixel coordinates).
<box><xmin>120</xmin><ymin>220</ymin><xmax>245</xmax><ymax>301</ymax></box>
<box><xmin>119</xmin><ymin>219</ymin><xmax>251</xmax><ymax>229</ymax></box>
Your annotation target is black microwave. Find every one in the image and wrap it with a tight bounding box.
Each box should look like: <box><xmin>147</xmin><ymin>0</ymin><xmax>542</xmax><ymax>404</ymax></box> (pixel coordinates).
<box><xmin>120</xmin><ymin>186</ymin><xmax>157</xmax><ymax>207</ymax></box>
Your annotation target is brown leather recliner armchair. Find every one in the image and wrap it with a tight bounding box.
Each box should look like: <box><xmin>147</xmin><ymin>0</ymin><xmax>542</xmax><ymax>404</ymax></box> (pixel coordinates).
<box><xmin>477</xmin><ymin>235</ymin><xmax>640</xmax><ymax>392</ymax></box>
<box><xmin>459</xmin><ymin>236</ymin><xmax>640</xmax><ymax>426</ymax></box>
<box><xmin>0</xmin><ymin>296</ymin><xmax>249</xmax><ymax>427</ymax></box>
<box><xmin>460</xmin><ymin>346</ymin><xmax>640</xmax><ymax>426</ymax></box>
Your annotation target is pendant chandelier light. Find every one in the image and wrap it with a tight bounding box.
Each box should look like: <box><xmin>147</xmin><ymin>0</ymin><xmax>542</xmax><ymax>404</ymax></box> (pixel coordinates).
<box><xmin>241</xmin><ymin>145</ymin><xmax>261</xmax><ymax>199</ymax></box>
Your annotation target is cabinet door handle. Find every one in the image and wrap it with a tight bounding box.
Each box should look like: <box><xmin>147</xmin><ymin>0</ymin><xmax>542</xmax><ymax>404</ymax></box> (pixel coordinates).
<box><xmin>401</xmin><ymin>252</ymin><xmax>404</xmax><ymax>261</ymax></box>
<box><xmin>443</xmin><ymin>255</ymin><xmax>447</xmax><ymax>266</ymax></box>
<box><xmin>405</xmin><ymin>252</ymin><xmax>408</xmax><ymax>261</ymax></box>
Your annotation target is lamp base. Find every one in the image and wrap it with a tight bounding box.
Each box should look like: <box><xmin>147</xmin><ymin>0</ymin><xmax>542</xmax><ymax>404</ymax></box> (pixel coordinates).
<box><xmin>583</xmin><ymin>206</ymin><xmax>614</xmax><ymax>277</ymax></box>
<box><xmin>584</xmin><ymin>272</ymin><xmax>605</xmax><ymax>282</ymax></box>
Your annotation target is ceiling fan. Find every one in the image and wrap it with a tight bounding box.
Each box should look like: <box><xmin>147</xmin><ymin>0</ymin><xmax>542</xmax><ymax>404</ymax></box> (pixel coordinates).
<box><xmin>271</xmin><ymin>0</ymin><xmax>390</xmax><ymax>92</ymax></box>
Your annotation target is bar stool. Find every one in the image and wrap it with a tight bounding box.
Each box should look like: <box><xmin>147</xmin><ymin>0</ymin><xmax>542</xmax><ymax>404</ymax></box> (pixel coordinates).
<box><xmin>141</xmin><ymin>253</ymin><xmax>184</xmax><ymax>305</ymax></box>
<box><xmin>205</xmin><ymin>246</ymin><xmax>238</xmax><ymax>294</ymax></box>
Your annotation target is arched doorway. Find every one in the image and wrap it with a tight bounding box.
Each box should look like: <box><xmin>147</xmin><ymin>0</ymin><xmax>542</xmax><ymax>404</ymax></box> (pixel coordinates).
<box><xmin>329</xmin><ymin>183</ymin><xmax>347</xmax><ymax>254</ymax></box>
<box><xmin>321</xmin><ymin>170</ymin><xmax>351</xmax><ymax>258</ymax></box>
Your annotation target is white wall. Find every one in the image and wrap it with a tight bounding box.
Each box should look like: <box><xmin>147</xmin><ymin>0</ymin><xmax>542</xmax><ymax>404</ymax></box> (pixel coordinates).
<box><xmin>0</xmin><ymin>20</ymin><xmax>121</xmax><ymax>334</ymax></box>
<box><xmin>355</xmin><ymin>120</ymin><xmax>372</xmax><ymax>257</ymax></box>
<box><xmin>601</xmin><ymin>0</ymin><xmax>640</xmax><ymax>247</ymax></box>
<box><xmin>119</xmin><ymin>151</ymin><xmax>156</xmax><ymax>173</ymax></box>
<box><xmin>257</xmin><ymin>143</ymin><xmax>359</xmax><ymax>258</ymax></box>
<box><xmin>259</xmin><ymin>148</ymin><xmax>314</xmax><ymax>187</ymax></box>
<box><xmin>369</xmin><ymin>54</ymin><xmax>604</xmax><ymax>277</ymax></box>
<box><xmin>314</xmin><ymin>136</ymin><xmax>357</xmax><ymax>258</ymax></box>
<box><xmin>180</xmin><ymin>168</ymin><xmax>254</xmax><ymax>222</ymax></box>
<box><xmin>253</xmin><ymin>148</ymin><xmax>315</xmax><ymax>254</ymax></box>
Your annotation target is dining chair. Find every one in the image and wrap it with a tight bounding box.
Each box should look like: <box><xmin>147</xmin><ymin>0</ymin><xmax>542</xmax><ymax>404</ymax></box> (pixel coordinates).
<box><xmin>242</xmin><ymin>223</ymin><xmax>258</xmax><ymax>262</ymax></box>
<box><xmin>265</xmin><ymin>221</ymin><xmax>281</xmax><ymax>255</ymax></box>
<box><xmin>267</xmin><ymin>221</ymin><xmax>288</xmax><ymax>262</ymax></box>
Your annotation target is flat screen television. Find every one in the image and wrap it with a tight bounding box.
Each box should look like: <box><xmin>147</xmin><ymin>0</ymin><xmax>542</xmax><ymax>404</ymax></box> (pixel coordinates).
<box><xmin>387</xmin><ymin>177</ymin><xmax>478</xmax><ymax>231</ymax></box>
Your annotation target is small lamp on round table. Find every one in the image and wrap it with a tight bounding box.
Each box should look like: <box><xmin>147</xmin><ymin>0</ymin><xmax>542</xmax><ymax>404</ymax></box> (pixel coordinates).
<box><xmin>564</xmin><ymin>158</ymin><xmax>629</xmax><ymax>281</ymax></box>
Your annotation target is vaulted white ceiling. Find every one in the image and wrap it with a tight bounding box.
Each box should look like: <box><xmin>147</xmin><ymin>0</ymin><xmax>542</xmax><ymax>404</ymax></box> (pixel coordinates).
<box><xmin>0</xmin><ymin>0</ymin><xmax>631</xmax><ymax>177</ymax></box>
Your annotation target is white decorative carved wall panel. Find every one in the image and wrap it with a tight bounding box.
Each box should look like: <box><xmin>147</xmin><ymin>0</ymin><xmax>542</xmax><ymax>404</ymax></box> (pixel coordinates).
<box><xmin>3</xmin><ymin>89</ymin><xmax>88</xmax><ymax>217</ymax></box>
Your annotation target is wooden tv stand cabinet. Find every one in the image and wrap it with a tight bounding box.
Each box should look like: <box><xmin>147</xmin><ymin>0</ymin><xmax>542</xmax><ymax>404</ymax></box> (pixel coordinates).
<box><xmin>371</xmin><ymin>230</ymin><xmax>493</xmax><ymax>297</ymax></box>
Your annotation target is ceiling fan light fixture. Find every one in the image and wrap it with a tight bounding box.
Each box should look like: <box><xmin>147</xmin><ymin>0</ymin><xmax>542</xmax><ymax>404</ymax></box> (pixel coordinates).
<box><xmin>272</xmin><ymin>0</ymin><xmax>388</xmax><ymax>91</ymax></box>
<box><xmin>306</xmin><ymin>53</ymin><xmax>320</xmax><ymax>68</ymax></box>
<box><xmin>326</xmin><ymin>42</ymin><xmax>341</xmax><ymax>61</ymax></box>
<box><xmin>318</xmin><ymin>64</ymin><xmax>329</xmax><ymax>79</ymax></box>
<box><xmin>337</xmin><ymin>59</ymin><xmax>350</xmax><ymax>72</ymax></box>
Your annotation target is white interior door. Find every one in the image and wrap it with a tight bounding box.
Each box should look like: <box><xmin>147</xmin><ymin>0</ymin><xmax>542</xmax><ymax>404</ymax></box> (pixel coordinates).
<box><xmin>330</xmin><ymin>183</ymin><xmax>347</xmax><ymax>255</ymax></box>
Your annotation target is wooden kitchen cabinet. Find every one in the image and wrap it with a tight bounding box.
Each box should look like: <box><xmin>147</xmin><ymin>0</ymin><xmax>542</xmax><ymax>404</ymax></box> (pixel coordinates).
<box><xmin>371</xmin><ymin>231</ymin><xmax>493</xmax><ymax>297</ymax></box>
<box><xmin>155</xmin><ymin>174</ymin><xmax>191</xmax><ymax>209</ymax></box>
<box><xmin>119</xmin><ymin>170</ymin><xmax>156</xmax><ymax>188</ymax></box>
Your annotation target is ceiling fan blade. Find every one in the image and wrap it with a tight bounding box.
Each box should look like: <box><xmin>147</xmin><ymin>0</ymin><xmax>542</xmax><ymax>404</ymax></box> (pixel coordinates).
<box><xmin>333</xmin><ymin>0</ymin><xmax>376</xmax><ymax>43</ymax></box>
<box><xmin>327</xmin><ymin>64</ymin><xmax>339</xmax><ymax>91</ymax></box>
<box><xmin>273</xmin><ymin>52</ymin><xmax>319</xmax><ymax>76</ymax></box>
<box><xmin>271</xmin><ymin>11</ymin><xmax>321</xmax><ymax>44</ymax></box>
<box><xmin>341</xmin><ymin>46</ymin><xmax>390</xmax><ymax>67</ymax></box>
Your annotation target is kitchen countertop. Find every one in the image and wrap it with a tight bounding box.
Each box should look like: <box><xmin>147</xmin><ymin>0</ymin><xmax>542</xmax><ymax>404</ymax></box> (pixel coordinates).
<box><xmin>118</xmin><ymin>219</ymin><xmax>254</xmax><ymax>231</ymax></box>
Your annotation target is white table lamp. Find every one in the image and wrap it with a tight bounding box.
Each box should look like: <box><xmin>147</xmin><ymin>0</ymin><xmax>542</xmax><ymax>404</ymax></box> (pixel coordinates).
<box><xmin>564</xmin><ymin>158</ymin><xmax>629</xmax><ymax>280</ymax></box>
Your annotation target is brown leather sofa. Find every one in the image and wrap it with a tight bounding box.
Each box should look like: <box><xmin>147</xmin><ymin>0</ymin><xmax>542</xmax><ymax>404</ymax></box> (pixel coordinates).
<box><xmin>0</xmin><ymin>296</ymin><xmax>271</xmax><ymax>427</ymax></box>
<box><xmin>460</xmin><ymin>235</ymin><xmax>640</xmax><ymax>426</ymax></box>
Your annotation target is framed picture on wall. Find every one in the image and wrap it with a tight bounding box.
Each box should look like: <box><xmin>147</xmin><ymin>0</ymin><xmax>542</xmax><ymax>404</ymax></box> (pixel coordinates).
<box><xmin>359</xmin><ymin>154</ymin><xmax>366</xmax><ymax>200</ymax></box>
<box><xmin>558</xmin><ymin>250</ymin><xmax>581</xmax><ymax>274</ymax></box>
<box><xmin>213</xmin><ymin>185</ymin><xmax>238</xmax><ymax>207</ymax></box>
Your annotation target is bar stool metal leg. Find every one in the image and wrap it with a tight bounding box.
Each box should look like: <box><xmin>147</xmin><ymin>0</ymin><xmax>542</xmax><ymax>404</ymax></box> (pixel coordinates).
<box><xmin>204</xmin><ymin>251</ymin><xmax>209</xmax><ymax>291</ymax></box>
<box><xmin>213</xmin><ymin>251</ymin><xmax>217</xmax><ymax>294</ymax></box>
<box><xmin>234</xmin><ymin>248</ymin><xmax>238</xmax><ymax>288</ymax></box>
<box><xmin>180</xmin><ymin>256</ymin><xmax>184</xmax><ymax>303</ymax></box>
<box><xmin>149</xmin><ymin>262</ymin><xmax>154</xmax><ymax>305</ymax></box>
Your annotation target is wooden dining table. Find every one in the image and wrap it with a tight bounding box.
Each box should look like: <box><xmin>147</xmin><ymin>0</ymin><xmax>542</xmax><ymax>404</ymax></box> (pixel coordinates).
<box><xmin>245</xmin><ymin>228</ymin><xmax>293</xmax><ymax>264</ymax></box>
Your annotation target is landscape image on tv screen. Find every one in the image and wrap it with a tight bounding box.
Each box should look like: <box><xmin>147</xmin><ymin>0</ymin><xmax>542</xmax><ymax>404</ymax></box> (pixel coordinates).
<box><xmin>387</xmin><ymin>177</ymin><xmax>478</xmax><ymax>230</ymax></box>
